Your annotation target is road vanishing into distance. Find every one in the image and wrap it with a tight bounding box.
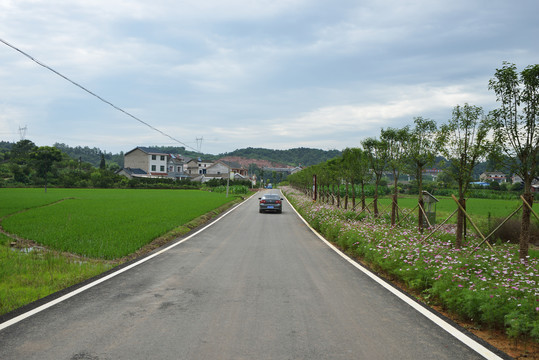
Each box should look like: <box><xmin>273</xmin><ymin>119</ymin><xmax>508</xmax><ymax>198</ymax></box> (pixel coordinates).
<box><xmin>0</xmin><ymin>190</ymin><xmax>506</xmax><ymax>360</ymax></box>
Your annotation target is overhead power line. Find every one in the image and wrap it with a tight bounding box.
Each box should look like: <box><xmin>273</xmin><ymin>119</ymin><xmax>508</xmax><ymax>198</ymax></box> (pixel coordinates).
<box><xmin>0</xmin><ymin>37</ymin><xmax>199</xmax><ymax>153</ymax></box>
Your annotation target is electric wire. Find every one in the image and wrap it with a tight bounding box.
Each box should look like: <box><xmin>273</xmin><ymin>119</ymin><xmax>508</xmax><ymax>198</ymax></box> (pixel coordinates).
<box><xmin>0</xmin><ymin>37</ymin><xmax>199</xmax><ymax>153</ymax></box>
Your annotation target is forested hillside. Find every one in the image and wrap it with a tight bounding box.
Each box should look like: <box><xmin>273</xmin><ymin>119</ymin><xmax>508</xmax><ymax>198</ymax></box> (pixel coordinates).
<box><xmin>221</xmin><ymin>147</ymin><xmax>342</xmax><ymax>166</ymax></box>
<box><xmin>50</xmin><ymin>144</ymin><xmax>341</xmax><ymax>168</ymax></box>
<box><xmin>1</xmin><ymin>142</ymin><xmax>340</xmax><ymax>169</ymax></box>
<box><xmin>53</xmin><ymin>143</ymin><xmax>124</xmax><ymax>169</ymax></box>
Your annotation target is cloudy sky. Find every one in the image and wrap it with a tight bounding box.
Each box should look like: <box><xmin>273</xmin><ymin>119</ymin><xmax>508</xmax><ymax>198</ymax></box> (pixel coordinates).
<box><xmin>0</xmin><ymin>0</ymin><xmax>538</xmax><ymax>155</ymax></box>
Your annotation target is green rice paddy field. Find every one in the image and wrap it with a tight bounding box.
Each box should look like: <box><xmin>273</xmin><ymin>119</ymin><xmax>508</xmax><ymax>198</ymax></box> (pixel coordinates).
<box><xmin>377</xmin><ymin>196</ymin><xmax>523</xmax><ymax>226</ymax></box>
<box><xmin>1</xmin><ymin>188</ymin><xmax>237</xmax><ymax>259</ymax></box>
<box><xmin>0</xmin><ymin>188</ymin><xmax>241</xmax><ymax>315</ymax></box>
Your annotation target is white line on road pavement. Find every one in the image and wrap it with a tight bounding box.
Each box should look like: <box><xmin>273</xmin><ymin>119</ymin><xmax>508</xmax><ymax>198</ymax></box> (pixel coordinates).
<box><xmin>284</xmin><ymin>195</ymin><xmax>506</xmax><ymax>360</ymax></box>
<box><xmin>0</xmin><ymin>194</ymin><xmax>256</xmax><ymax>332</ymax></box>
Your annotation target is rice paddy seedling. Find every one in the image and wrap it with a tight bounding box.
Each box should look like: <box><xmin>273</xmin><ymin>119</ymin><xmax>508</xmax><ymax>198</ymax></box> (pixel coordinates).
<box><xmin>0</xmin><ymin>188</ymin><xmax>240</xmax><ymax>316</ymax></box>
<box><xmin>1</xmin><ymin>188</ymin><xmax>237</xmax><ymax>259</ymax></box>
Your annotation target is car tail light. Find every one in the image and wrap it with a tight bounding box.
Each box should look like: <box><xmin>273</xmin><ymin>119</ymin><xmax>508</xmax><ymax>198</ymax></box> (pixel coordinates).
<box><xmin>260</xmin><ymin>200</ymin><xmax>266</xmax><ymax>203</ymax></box>
<box><xmin>276</xmin><ymin>200</ymin><xmax>281</xmax><ymax>204</ymax></box>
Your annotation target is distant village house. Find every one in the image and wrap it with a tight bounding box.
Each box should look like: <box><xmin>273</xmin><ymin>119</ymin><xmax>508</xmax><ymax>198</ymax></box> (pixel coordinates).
<box><xmin>479</xmin><ymin>171</ymin><xmax>507</xmax><ymax>183</ymax></box>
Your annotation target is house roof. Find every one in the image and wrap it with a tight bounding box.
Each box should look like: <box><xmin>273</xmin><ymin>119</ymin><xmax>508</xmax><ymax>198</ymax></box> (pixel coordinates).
<box><xmin>186</xmin><ymin>158</ymin><xmax>212</xmax><ymax>164</ymax></box>
<box><xmin>121</xmin><ymin>167</ymin><xmax>148</xmax><ymax>175</ymax></box>
<box><xmin>125</xmin><ymin>146</ymin><xmax>169</xmax><ymax>156</ymax></box>
<box><xmin>481</xmin><ymin>171</ymin><xmax>506</xmax><ymax>176</ymax></box>
<box><xmin>216</xmin><ymin>160</ymin><xmax>244</xmax><ymax>169</ymax></box>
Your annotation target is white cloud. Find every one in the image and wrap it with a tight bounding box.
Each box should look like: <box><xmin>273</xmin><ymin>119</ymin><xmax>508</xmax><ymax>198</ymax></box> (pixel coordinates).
<box><xmin>0</xmin><ymin>0</ymin><xmax>537</xmax><ymax>155</ymax></box>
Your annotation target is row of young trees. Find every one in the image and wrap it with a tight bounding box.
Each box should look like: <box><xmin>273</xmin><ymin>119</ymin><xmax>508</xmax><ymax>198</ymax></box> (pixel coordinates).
<box><xmin>288</xmin><ymin>62</ymin><xmax>539</xmax><ymax>260</ymax></box>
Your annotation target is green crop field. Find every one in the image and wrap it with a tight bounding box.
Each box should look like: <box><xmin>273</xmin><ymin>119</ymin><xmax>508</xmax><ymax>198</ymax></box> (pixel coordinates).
<box><xmin>376</xmin><ymin>196</ymin><xmax>522</xmax><ymax>223</ymax></box>
<box><xmin>0</xmin><ymin>188</ymin><xmax>242</xmax><ymax>315</ymax></box>
<box><xmin>1</xmin><ymin>188</ymin><xmax>238</xmax><ymax>259</ymax></box>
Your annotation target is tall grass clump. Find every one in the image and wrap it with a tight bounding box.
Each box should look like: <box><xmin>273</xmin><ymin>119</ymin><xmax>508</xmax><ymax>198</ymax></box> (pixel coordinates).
<box><xmin>283</xmin><ymin>187</ymin><xmax>539</xmax><ymax>342</ymax></box>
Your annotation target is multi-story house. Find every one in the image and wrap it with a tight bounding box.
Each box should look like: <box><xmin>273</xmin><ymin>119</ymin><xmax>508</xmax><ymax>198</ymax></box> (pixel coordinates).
<box><xmin>122</xmin><ymin>147</ymin><xmax>168</xmax><ymax>177</ymax></box>
<box><xmin>119</xmin><ymin>147</ymin><xmax>188</xmax><ymax>179</ymax></box>
<box><xmin>479</xmin><ymin>171</ymin><xmax>507</xmax><ymax>183</ymax></box>
<box><xmin>185</xmin><ymin>158</ymin><xmax>214</xmax><ymax>176</ymax></box>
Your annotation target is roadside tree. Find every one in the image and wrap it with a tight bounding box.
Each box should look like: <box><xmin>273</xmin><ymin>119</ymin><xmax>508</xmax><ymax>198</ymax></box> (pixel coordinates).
<box><xmin>381</xmin><ymin>126</ymin><xmax>410</xmax><ymax>225</ymax></box>
<box><xmin>30</xmin><ymin>146</ymin><xmax>63</xmax><ymax>192</ymax></box>
<box><xmin>437</xmin><ymin>104</ymin><xmax>490</xmax><ymax>248</ymax></box>
<box><xmin>361</xmin><ymin>137</ymin><xmax>388</xmax><ymax>216</ymax></box>
<box><xmin>407</xmin><ymin>117</ymin><xmax>437</xmax><ymax>233</ymax></box>
<box><xmin>489</xmin><ymin>62</ymin><xmax>539</xmax><ymax>259</ymax></box>
<box><xmin>342</xmin><ymin>147</ymin><xmax>370</xmax><ymax>210</ymax></box>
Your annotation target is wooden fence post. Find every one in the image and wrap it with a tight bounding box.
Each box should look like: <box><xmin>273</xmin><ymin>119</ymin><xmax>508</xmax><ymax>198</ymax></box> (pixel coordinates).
<box><xmin>421</xmin><ymin>208</ymin><xmax>458</xmax><ymax>243</ymax></box>
<box><xmin>472</xmin><ymin>204</ymin><xmax>523</xmax><ymax>253</ymax></box>
<box><xmin>451</xmin><ymin>194</ymin><xmax>494</xmax><ymax>250</ymax></box>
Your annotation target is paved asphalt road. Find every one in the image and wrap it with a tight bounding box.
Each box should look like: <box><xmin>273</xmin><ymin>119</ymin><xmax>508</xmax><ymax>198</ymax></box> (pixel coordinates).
<box><xmin>0</xmin><ymin>190</ymin><xmax>505</xmax><ymax>360</ymax></box>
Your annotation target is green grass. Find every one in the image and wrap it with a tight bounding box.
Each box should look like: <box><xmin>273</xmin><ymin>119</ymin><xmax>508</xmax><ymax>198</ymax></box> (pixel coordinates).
<box><xmin>0</xmin><ymin>188</ymin><xmax>240</xmax><ymax>316</ymax></box>
<box><xmin>375</xmin><ymin>196</ymin><xmax>523</xmax><ymax>227</ymax></box>
<box><xmin>0</xmin><ymin>232</ymin><xmax>112</xmax><ymax>315</ymax></box>
<box><xmin>1</xmin><ymin>188</ymin><xmax>236</xmax><ymax>259</ymax></box>
<box><xmin>0</xmin><ymin>188</ymin><xmax>69</xmax><ymax>217</ymax></box>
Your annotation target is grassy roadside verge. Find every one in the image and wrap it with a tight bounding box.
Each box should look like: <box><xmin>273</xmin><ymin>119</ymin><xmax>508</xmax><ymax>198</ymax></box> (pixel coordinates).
<box><xmin>0</xmin><ymin>188</ymin><xmax>247</xmax><ymax>316</ymax></box>
<box><xmin>283</xmin><ymin>186</ymin><xmax>538</xmax><ymax>358</ymax></box>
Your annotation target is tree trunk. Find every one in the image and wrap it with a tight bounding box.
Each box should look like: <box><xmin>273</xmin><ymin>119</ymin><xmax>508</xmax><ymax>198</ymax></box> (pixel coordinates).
<box><xmin>344</xmin><ymin>182</ymin><xmax>349</xmax><ymax>209</ymax></box>
<box><xmin>520</xmin><ymin>192</ymin><xmax>533</xmax><ymax>260</ymax></box>
<box><xmin>337</xmin><ymin>183</ymin><xmax>341</xmax><ymax>208</ymax></box>
<box><xmin>351</xmin><ymin>181</ymin><xmax>356</xmax><ymax>209</ymax></box>
<box><xmin>373</xmin><ymin>181</ymin><xmax>379</xmax><ymax>216</ymax></box>
<box><xmin>391</xmin><ymin>173</ymin><xmax>398</xmax><ymax>225</ymax></box>
<box><xmin>455</xmin><ymin>197</ymin><xmax>466</xmax><ymax>248</ymax></box>
<box><xmin>417</xmin><ymin>167</ymin><xmax>423</xmax><ymax>233</ymax></box>
<box><xmin>361</xmin><ymin>183</ymin><xmax>366</xmax><ymax>210</ymax></box>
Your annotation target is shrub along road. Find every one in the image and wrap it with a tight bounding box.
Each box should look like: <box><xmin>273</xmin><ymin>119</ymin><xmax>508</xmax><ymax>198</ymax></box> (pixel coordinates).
<box><xmin>0</xmin><ymin>190</ymin><xmax>507</xmax><ymax>359</ymax></box>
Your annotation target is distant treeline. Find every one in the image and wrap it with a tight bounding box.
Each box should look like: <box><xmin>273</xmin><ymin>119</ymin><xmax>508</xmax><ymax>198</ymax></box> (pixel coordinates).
<box><xmin>2</xmin><ymin>142</ymin><xmax>342</xmax><ymax>169</ymax></box>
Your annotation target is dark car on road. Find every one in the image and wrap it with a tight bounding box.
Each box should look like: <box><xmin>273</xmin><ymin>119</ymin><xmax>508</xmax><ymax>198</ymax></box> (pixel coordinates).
<box><xmin>259</xmin><ymin>194</ymin><xmax>283</xmax><ymax>213</ymax></box>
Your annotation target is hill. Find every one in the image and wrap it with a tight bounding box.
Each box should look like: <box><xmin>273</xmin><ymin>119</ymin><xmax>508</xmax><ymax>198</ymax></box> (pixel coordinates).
<box><xmin>7</xmin><ymin>143</ymin><xmax>340</xmax><ymax>169</ymax></box>
<box><xmin>220</xmin><ymin>147</ymin><xmax>342</xmax><ymax>167</ymax></box>
<box><xmin>218</xmin><ymin>156</ymin><xmax>289</xmax><ymax>169</ymax></box>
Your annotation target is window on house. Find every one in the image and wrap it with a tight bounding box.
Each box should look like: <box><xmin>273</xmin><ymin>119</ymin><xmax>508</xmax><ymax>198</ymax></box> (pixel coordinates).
<box><xmin>152</xmin><ymin>155</ymin><xmax>156</xmax><ymax>160</ymax></box>
<box><xmin>160</xmin><ymin>166</ymin><xmax>165</xmax><ymax>172</ymax></box>
<box><xmin>177</xmin><ymin>166</ymin><xmax>181</xmax><ymax>172</ymax></box>
<box><xmin>160</xmin><ymin>156</ymin><xmax>165</xmax><ymax>161</ymax></box>
<box><xmin>151</xmin><ymin>165</ymin><xmax>156</xmax><ymax>171</ymax></box>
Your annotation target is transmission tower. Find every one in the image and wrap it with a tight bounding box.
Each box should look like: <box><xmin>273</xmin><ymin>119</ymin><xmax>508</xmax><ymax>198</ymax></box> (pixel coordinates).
<box><xmin>196</xmin><ymin>137</ymin><xmax>203</xmax><ymax>153</ymax></box>
<box><xmin>18</xmin><ymin>125</ymin><xmax>27</xmax><ymax>140</ymax></box>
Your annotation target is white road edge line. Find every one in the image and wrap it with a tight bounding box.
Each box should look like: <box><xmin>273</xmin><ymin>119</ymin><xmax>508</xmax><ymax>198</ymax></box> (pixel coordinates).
<box><xmin>0</xmin><ymin>194</ymin><xmax>256</xmax><ymax>332</ymax></box>
<box><xmin>284</xmin><ymin>193</ymin><xmax>504</xmax><ymax>360</ymax></box>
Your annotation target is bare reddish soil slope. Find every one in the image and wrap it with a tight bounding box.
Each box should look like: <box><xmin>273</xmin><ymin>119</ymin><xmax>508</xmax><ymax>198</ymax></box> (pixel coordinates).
<box><xmin>218</xmin><ymin>156</ymin><xmax>291</xmax><ymax>169</ymax></box>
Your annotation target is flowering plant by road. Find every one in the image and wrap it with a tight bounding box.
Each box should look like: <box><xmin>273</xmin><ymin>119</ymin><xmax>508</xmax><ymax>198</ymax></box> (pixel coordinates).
<box><xmin>283</xmin><ymin>187</ymin><xmax>539</xmax><ymax>341</ymax></box>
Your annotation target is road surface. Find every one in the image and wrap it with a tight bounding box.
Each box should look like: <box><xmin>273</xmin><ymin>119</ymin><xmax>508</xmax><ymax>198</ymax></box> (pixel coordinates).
<box><xmin>0</xmin><ymin>190</ymin><xmax>505</xmax><ymax>359</ymax></box>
